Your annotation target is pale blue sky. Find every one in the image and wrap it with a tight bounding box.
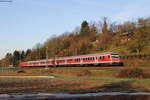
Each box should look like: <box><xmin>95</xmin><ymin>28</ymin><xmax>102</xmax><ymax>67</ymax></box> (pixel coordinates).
<box><xmin>0</xmin><ymin>0</ymin><xmax>150</xmax><ymax>58</ymax></box>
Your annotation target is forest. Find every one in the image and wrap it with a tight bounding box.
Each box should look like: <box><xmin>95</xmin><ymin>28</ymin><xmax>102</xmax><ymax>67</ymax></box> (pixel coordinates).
<box><xmin>0</xmin><ymin>17</ymin><xmax>150</xmax><ymax>67</ymax></box>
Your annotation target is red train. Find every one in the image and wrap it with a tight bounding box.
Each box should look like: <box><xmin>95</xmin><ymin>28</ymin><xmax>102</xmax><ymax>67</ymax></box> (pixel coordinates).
<box><xmin>19</xmin><ymin>52</ymin><xmax>123</xmax><ymax>67</ymax></box>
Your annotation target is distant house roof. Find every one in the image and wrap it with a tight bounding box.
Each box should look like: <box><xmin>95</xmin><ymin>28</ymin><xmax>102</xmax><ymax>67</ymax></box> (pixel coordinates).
<box><xmin>120</xmin><ymin>32</ymin><xmax>130</xmax><ymax>37</ymax></box>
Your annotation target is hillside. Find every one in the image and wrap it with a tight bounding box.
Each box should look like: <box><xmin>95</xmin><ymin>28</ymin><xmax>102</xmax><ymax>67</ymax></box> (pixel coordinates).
<box><xmin>0</xmin><ymin>17</ymin><xmax>150</xmax><ymax>67</ymax></box>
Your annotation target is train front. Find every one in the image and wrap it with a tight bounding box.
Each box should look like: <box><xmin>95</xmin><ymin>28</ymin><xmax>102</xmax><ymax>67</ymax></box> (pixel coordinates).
<box><xmin>111</xmin><ymin>54</ymin><xmax>123</xmax><ymax>66</ymax></box>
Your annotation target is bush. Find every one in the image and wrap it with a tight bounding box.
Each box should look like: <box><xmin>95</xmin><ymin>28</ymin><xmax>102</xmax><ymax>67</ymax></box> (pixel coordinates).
<box><xmin>117</xmin><ymin>68</ymin><xmax>150</xmax><ymax>79</ymax></box>
<box><xmin>17</xmin><ymin>70</ymin><xmax>25</xmax><ymax>73</ymax></box>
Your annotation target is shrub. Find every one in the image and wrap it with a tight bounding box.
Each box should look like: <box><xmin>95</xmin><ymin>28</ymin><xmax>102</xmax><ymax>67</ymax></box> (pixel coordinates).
<box><xmin>17</xmin><ymin>70</ymin><xmax>25</xmax><ymax>73</ymax></box>
<box><xmin>117</xmin><ymin>68</ymin><xmax>150</xmax><ymax>79</ymax></box>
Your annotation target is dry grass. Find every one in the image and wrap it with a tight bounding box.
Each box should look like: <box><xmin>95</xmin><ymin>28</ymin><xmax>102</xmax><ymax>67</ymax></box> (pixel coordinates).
<box><xmin>117</xmin><ymin>68</ymin><xmax>150</xmax><ymax>79</ymax></box>
<box><xmin>1</xmin><ymin>67</ymin><xmax>150</xmax><ymax>94</ymax></box>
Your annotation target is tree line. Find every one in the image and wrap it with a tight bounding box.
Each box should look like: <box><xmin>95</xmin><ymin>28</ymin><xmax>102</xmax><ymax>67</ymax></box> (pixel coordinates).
<box><xmin>0</xmin><ymin>17</ymin><xmax>150</xmax><ymax>67</ymax></box>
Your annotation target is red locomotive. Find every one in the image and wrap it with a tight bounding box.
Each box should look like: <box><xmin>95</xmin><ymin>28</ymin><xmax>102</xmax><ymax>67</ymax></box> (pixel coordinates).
<box><xmin>19</xmin><ymin>52</ymin><xmax>123</xmax><ymax>67</ymax></box>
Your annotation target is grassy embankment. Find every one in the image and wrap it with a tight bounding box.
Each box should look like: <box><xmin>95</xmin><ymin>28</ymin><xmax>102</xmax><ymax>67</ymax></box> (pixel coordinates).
<box><xmin>0</xmin><ymin>65</ymin><xmax>150</xmax><ymax>94</ymax></box>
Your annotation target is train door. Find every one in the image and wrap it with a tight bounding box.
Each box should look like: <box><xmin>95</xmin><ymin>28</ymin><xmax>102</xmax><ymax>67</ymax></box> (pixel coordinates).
<box><xmin>94</xmin><ymin>56</ymin><xmax>99</xmax><ymax>65</ymax></box>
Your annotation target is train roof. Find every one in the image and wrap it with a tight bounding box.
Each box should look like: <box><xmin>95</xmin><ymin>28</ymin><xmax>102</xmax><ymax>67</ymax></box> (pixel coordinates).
<box><xmin>58</xmin><ymin>52</ymin><xmax>118</xmax><ymax>59</ymax></box>
<box><xmin>26</xmin><ymin>52</ymin><xmax>119</xmax><ymax>63</ymax></box>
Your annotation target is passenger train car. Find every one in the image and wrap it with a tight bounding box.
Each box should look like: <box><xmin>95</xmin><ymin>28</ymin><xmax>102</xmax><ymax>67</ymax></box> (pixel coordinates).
<box><xmin>19</xmin><ymin>52</ymin><xmax>123</xmax><ymax>67</ymax></box>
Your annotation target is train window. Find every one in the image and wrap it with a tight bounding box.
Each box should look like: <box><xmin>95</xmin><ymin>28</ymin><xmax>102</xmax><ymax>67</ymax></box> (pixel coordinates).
<box><xmin>40</xmin><ymin>62</ymin><xmax>45</xmax><ymax>64</ymax></box>
<box><xmin>93</xmin><ymin>57</ymin><xmax>95</xmax><ymax>60</ymax></box>
<box><xmin>108</xmin><ymin>56</ymin><xmax>110</xmax><ymax>58</ymax></box>
<box><xmin>90</xmin><ymin>57</ymin><xmax>92</xmax><ymax>60</ymax></box>
<box><xmin>100</xmin><ymin>56</ymin><xmax>105</xmax><ymax>60</ymax></box>
<box><xmin>83</xmin><ymin>58</ymin><xmax>85</xmax><ymax>61</ymax></box>
<box><xmin>112</xmin><ymin>56</ymin><xmax>119</xmax><ymax>59</ymax></box>
<box><xmin>67</xmin><ymin>59</ymin><xmax>72</xmax><ymax>62</ymax></box>
<box><xmin>84</xmin><ymin>58</ymin><xmax>85</xmax><ymax>61</ymax></box>
<box><xmin>99</xmin><ymin>56</ymin><xmax>102</xmax><ymax>60</ymax></box>
<box><xmin>52</xmin><ymin>61</ymin><xmax>55</xmax><ymax>63</ymax></box>
<box><xmin>102</xmin><ymin>56</ymin><xmax>105</xmax><ymax>59</ymax></box>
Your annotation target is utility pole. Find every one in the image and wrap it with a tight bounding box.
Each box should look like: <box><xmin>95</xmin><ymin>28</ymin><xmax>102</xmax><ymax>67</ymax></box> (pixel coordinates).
<box><xmin>38</xmin><ymin>47</ymin><xmax>40</xmax><ymax>60</ymax></box>
<box><xmin>46</xmin><ymin>46</ymin><xmax>49</xmax><ymax>68</ymax></box>
<box><xmin>53</xmin><ymin>48</ymin><xmax>59</xmax><ymax>67</ymax></box>
<box><xmin>19</xmin><ymin>51</ymin><xmax>21</xmax><ymax>67</ymax></box>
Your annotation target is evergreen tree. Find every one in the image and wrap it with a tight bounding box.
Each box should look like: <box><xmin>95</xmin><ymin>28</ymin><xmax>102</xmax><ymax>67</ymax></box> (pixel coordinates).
<box><xmin>13</xmin><ymin>50</ymin><xmax>20</xmax><ymax>66</ymax></box>
<box><xmin>90</xmin><ymin>24</ymin><xmax>97</xmax><ymax>41</ymax></box>
<box><xmin>90</xmin><ymin>24</ymin><xmax>97</xmax><ymax>35</ymax></box>
<box><xmin>80</xmin><ymin>20</ymin><xmax>90</xmax><ymax>36</ymax></box>
<box><xmin>25</xmin><ymin>49</ymin><xmax>31</xmax><ymax>56</ymax></box>
<box><xmin>21</xmin><ymin>51</ymin><xmax>25</xmax><ymax>61</ymax></box>
<box><xmin>3</xmin><ymin>53</ymin><xmax>13</xmax><ymax>67</ymax></box>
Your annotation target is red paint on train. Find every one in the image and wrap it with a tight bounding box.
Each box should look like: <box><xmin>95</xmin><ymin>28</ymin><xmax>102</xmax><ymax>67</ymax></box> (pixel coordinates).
<box><xmin>19</xmin><ymin>52</ymin><xmax>123</xmax><ymax>67</ymax></box>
